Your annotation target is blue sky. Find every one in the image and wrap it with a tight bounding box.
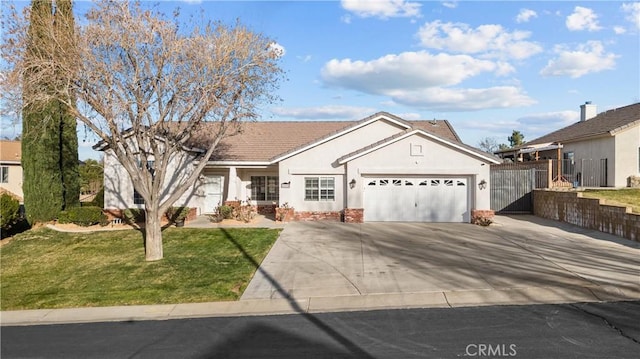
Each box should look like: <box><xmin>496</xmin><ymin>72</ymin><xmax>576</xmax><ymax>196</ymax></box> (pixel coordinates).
<box><xmin>3</xmin><ymin>1</ymin><xmax>640</xmax><ymax>159</ymax></box>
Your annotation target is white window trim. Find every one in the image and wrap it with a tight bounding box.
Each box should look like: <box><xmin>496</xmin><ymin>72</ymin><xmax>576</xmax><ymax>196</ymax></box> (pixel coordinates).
<box><xmin>304</xmin><ymin>176</ymin><xmax>335</xmax><ymax>201</ymax></box>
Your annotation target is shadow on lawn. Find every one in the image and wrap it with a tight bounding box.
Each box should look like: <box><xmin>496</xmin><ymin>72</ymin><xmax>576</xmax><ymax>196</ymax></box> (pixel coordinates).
<box><xmin>215</xmin><ymin>228</ymin><xmax>375</xmax><ymax>359</ymax></box>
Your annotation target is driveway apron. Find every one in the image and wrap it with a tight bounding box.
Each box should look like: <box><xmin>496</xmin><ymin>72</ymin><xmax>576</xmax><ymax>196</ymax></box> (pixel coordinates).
<box><xmin>240</xmin><ymin>216</ymin><xmax>640</xmax><ymax>301</ymax></box>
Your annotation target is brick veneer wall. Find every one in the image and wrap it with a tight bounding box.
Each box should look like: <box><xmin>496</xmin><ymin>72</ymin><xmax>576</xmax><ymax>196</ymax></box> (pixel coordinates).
<box><xmin>343</xmin><ymin>208</ymin><xmax>364</xmax><ymax>223</ymax></box>
<box><xmin>533</xmin><ymin>189</ymin><xmax>639</xmax><ymax>242</ymax></box>
<box><xmin>294</xmin><ymin>211</ymin><xmax>341</xmax><ymax>222</ymax></box>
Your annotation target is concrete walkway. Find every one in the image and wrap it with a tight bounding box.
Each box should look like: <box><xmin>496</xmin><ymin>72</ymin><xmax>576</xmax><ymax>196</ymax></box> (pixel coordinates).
<box><xmin>2</xmin><ymin>215</ymin><xmax>639</xmax><ymax>326</ymax></box>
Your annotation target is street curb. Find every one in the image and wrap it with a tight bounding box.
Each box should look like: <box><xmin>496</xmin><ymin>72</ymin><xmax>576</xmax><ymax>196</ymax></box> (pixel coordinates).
<box><xmin>2</xmin><ymin>285</ymin><xmax>638</xmax><ymax>327</ymax></box>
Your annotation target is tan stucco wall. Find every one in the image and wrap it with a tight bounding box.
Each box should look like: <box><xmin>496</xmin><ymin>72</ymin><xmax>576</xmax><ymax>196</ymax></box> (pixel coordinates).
<box><xmin>0</xmin><ymin>163</ymin><xmax>23</xmax><ymax>201</ymax></box>
<box><xmin>279</xmin><ymin>119</ymin><xmax>407</xmax><ymax>212</ymax></box>
<box><xmin>344</xmin><ymin>135</ymin><xmax>492</xmax><ymax>210</ymax></box>
<box><xmin>615</xmin><ymin>126</ymin><xmax>640</xmax><ymax>187</ymax></box>
<box><xmin>103</xmin><ymin>149</ymin><xmax>206</xmax><ymax>212</ymax></box>
<box><xmin>562</xmin><ymin>136</ymin><xmax>615</xmax><ymax>186</ymax></box>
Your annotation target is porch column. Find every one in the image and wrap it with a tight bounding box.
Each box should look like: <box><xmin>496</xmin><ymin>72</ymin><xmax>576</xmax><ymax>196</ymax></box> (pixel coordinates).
<box><xmin>227</xmin><ymin>166</ymin><xmax>238</xmax><ymax>201</ymax></box>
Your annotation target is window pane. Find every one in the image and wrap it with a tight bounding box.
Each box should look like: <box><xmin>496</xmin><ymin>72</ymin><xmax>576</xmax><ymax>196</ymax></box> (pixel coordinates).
<box><xmin>266</xmin><ymin>176</ymin><xmax>279</xmax><ymax>201</ymax></box>
<box><xmin>0</xmin><ymin>167</ymin><xmax>8</xmax><ymax>183</ymax></box>
<box><xmin>133</xmin><ymin>189</ymin><xmax>144</xmax><ymax>205</ymax></box>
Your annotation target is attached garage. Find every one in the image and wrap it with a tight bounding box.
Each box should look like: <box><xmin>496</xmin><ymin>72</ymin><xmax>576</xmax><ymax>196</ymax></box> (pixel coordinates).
<box><xmin>363</xmin><ymin>177</ymin><xmax>470</xmax><ymax>222</ymax></box>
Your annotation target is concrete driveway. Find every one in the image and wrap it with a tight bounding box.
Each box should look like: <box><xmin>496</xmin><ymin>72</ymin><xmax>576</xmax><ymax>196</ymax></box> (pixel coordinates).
<box><xmin>241</xmin><ymin>215</ymin><xmax>640</xmax><ymax>304</ymax></box>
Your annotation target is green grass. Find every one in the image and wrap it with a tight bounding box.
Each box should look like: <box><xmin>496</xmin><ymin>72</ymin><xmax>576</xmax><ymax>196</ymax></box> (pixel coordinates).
<box><xmin>581</xmin><ymin>188</ymin><xmax>640</xmax><ymax>213</ymax></box>
<box><xmin>0</xmin><ymin>227</ymin><xmax>280</xmax><ymax>310</ymax></box>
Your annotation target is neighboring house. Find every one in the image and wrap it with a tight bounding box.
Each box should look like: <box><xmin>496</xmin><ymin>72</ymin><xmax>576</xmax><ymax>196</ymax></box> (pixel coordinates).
<box><xmin>97</xmin><ymin>112</ymin><xmax>500</xmax><ymax>223</ymax></box>
<box><xmin>0</xmin><ymin>140</ymin><xmax>23</xmax><ymax>203</ymax></box>
<box><xmin>495</xmin><ymin>102</ymin><xmax>640</xmax><ymax>187</ymax></box>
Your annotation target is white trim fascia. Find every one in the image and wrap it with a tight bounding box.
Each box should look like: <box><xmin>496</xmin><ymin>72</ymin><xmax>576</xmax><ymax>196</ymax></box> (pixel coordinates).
<box><xmin>269</xmin><ymin>114</ymin><xmax>412</xmax><ymax>163</ymax></box>
<box><xmin>288</xmin><ymin>168</ymin><xmax>345</xmax><ymax>175</ymax></box>
<box><xmin>0</xmin><ymin>161</ymin><xmax>21</xmax><ymax>165</ymax></box>
<box><xmin>207</xmin><ymin>161</ymin><xmax>272</xmax><ymax>167</ymax></box>
<box><xmin>358</xmin><ymin>168</ymin><xmax>479</xmax><ymax>176</ymax></box>
<box><xmin>338</xmin><ymin>129</ymin><xmax>501</xmax><ymax>165</ymax></box>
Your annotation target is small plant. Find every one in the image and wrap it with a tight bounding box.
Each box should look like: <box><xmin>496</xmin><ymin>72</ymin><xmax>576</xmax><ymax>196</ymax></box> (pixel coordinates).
<box><xmin>1</xmin><ymin>193</ymin><xmax>20</xmax><ymax>231</ymax></box>
<box><xmin>123</xmin><ymin>208</ymin><xmax>146</xmax><ymax>224</ymax></box>
<box><xmin>472</xmin><ymin>215</ymin><xmax>493</xmax><ymax>226</ymax></box>
<box><xmin>58</xmin><ymin>206</ymin><xmax>108</xmax><ymax>227</ymax></box>
<box><xmin>166</xmin><ymin>206</ymin><xmax>190</xmax><ymax>226</ymax></box>
<box><xmin>276</xmin><ymin>202</ymin><xmax>293</xmax><ymax>222</ymax></box>
<box><xmin>218</xmin><ymin>205</ymin><xmax>233</xmax><ymax>220</ymax></box>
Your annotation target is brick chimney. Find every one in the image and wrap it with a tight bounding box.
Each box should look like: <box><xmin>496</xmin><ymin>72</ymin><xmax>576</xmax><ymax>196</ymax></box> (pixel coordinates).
<box><xmin>580</xmin><ymin>101</ymin><xmax>597</xmax><ymax>122</ymax></box>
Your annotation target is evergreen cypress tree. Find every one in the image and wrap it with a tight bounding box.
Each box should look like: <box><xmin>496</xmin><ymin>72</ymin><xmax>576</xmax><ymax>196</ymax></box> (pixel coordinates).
<box><xmin>55</xmin><ymin>0</ymin><xmax>80</xmax><ymax>209</ymax></box>
<box><xmin>21</xmin><ymin>0</ymin><xmax>79</xmax><ymax>223</ymax></box>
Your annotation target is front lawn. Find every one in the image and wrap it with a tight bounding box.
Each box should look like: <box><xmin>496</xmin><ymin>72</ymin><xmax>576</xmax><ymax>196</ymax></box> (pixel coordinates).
<box><xmin>0</xmin><ymin>227</ymin><xmax>280</xmax><ymax>310</ymax></box>
<box><xmin>580</xmin><ymin>188</ymin><xmax>640</xmax><ymax>213</ymax></box>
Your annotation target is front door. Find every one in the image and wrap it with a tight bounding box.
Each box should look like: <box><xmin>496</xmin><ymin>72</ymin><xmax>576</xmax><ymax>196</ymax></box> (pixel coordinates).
<box><xmin>203</xmin><ymin>175</ymin><xmax>224</xmax><ymax>213</ymax></box>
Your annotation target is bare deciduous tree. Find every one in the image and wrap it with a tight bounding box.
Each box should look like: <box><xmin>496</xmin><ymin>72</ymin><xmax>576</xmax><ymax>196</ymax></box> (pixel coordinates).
<box><xmin>477</xmin><ymin>136</ymin><xmax>500</xmax><ymax>154</ymax></box>
<box><xmin>2</xmin><ymin>1</ymin><xmax>283</xmax><ymax>260</ymax></box>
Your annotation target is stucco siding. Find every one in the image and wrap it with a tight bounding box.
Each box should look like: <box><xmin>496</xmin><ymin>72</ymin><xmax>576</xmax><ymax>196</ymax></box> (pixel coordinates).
<box><xmin>344</xmin><ymin>135</ymin><xmax>491</xmax><ymax>210</ymax></box>
<box><xmin>562</xmin><ymin>136</ymin><xmax>615</xmax><ymax>186</ymax></box>
<box><xmin>615</xmin><ymin>125</ymin><xmax>640</xmax><ymax>187</ymax></box>
<box><xmin>103</xmin><ymin>149</ymin><xmax>204</xmax><ymax>210</ymax></box>
<box><xmin>278</xmin><ymin>119</ymin><xmax>407</xmax><ymax>210</ymax></box>
<box><xmin>0</xmin><ymin>163</ymin><xmax>23</xmax><ymax>201</ymax></box>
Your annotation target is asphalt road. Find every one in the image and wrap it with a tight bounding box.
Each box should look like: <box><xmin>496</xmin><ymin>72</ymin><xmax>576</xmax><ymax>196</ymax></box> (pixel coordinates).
<box><xmin>2</xmin><ymin>301</ymin><xmax>639</xmax><ymax>359</ymax></box>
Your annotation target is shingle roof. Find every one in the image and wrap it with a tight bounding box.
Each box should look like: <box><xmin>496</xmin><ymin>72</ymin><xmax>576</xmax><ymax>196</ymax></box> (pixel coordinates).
<box><xmin>527</xmin><ymin>102</ymin><xmax>640</xmax><ymax>145</ymax></box>
<box><xmin>210</xmin><ymin>112</ymin><xmax>461</xmax><ymax>162</ymax></box>
<box><xmin>0</xmin><ymin>141</ymin><xmax>22</xmax><ymax>162</ymax></box>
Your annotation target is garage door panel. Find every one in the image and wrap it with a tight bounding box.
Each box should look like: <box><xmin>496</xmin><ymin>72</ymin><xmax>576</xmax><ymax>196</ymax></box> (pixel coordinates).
<box><xmin>364</xmin><ymin>177</ymin><xmax>470</xmax><ymax>222</ymax></box>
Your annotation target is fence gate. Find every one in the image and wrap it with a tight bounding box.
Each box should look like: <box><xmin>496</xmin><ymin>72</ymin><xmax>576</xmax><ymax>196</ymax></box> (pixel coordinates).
<box><xmin>490</xmin><ymin>161</ymin><xmax>549</xmax><ymax>213</ymax></box>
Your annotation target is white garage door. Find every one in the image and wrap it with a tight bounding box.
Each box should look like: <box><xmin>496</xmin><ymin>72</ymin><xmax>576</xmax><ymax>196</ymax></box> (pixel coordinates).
<box><xmin>363</xmin><ymin>177</ymin><xmax>470</xmax><ymax>222</ymax></box>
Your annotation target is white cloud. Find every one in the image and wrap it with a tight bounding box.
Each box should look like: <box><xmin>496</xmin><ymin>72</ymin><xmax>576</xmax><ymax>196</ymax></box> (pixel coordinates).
<box><xmin>341</xmin><ymin>0</ymin><xmax>421</xmax><ymax>19</ymax></box>
<box><xmin>271</xmin><ymin>105</ymin><xmax>377</xmax><ymax>120</ymax></box>
<box><xmin>268</xmin><ymin>42</ymin><xmax>286</xmax><ymax>58</ymax></box>
<box><xmin>297</xmin><ymin>54</ymin><xmax>312</xmax><ymax>63</ymax></box>
<box><xmin>416</xmin><ymin>21</ymin><xmax>542</xmax><ymax>60</ymax></box>
<box><xmin>384</xmin><ymin>86</ymin><xmax>535</xmax><ymax>111</ymax></box>
<box><xmin>320</xmin><ymin>51</ymin><xmax>533</xmax><ymax>111</ymax></box>
<box><xmin>516</xmin><ymin>9</ymin><xmax>537</xmax><ymax>23</ymax></box>
<box><xmin>613</xmin><ymin>26</ymin><xmax>627</xmax><ymax>34</ymax></box>
<box><xmin>622</xmin><ymin>3</ymin><xmax>640</xmax><ymax>30</ymax></box>
<box><xmin>179</xmin><ymin>0</ymin><xmax>202</xmax><ymax>4</ymax></box>
<box><xmin>442</xmin><ymin>1</ymin><xmax>458</xmax><ymax>9</ymax></box>
<box><xmin>321</xmin><ymin>51</ymin><xmax>506</xmax><ymax>92</ymax></box>
<box><xmin>540</xmin><ymin>41</ymin><xmax>618</xmax><ymax>78</ymax></box>
<box><xmin>566</xmin><ymin>6</ymin><xmax>602</xmax><ymax>31</ymax></box>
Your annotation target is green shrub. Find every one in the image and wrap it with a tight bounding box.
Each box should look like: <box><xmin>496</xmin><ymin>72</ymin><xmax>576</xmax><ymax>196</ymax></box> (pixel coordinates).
<box><xmin>218</xmin><ymin>205</ymin><xmax>233</xmax><ymax>219</ymax></box>
<box><xmin>92</xmin><ymin>187</ymin><xmax>104</xmax><ymax>208</ymax></box>
<box><xmin>166</xmin><ymin>206</ymin><xmax>190</xmax><ymax>223</ymax></box>
<box><xmin>61</xmin><ymin>206</ymin><xmax>108</xmax><ymax>227</ymax></box>
<box><xmin>123</xmin><ymin>208</ymin><xmax>146</xmax><ymax>224</ymax></box>
<box><xmin>57</xmin><ymin>210</ymin><xmax>71</xmax><ymax>224</ymax></box>
<box><xmin>1</xmin><ymin>194</ymin><xmax>20</xmax><ymax>230</ymax></box>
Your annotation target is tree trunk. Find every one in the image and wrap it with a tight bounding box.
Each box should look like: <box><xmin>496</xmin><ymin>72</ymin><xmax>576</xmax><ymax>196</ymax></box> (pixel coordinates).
<box><xmin>144</xmin><ymin>208</ymin><xmax>163</xmax><ymax>261</ymax></box>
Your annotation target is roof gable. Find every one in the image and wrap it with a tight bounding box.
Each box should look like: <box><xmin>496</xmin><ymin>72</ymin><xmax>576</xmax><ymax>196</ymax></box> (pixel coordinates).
<box><xmin>210</xmin><ymin>112</ymin><xmax>461</xmax><ymax>163</ymax></box>
<box><xmin>528</xmin><ymin>102</ymin><xmax>640</xmax><ymax>145</ymax></box>
<box><xmin>337</xmin><ymin>129</ymin><xmax>501</xmax><ymax>165</ymax></box>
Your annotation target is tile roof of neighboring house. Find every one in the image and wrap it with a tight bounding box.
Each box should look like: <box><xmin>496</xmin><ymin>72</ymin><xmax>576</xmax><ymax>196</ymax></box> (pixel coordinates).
<box><xmin>527</xmin><ymin>102</ymin><xmax>640</xmax><ymax>146</ymax></box>
<box><xmin>0</xmin><ymin>141</ymin><xmax>22</xmax><ymax>163</ymax></box>
<box><xmin>208</xmin><ymin>112</ymin><xmax>461</xmax><ymax>162</ymax></box>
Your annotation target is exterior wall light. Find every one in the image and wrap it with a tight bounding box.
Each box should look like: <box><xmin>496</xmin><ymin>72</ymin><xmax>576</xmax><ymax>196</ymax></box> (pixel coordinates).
<box><xmin>349</xmin><ymin>178</ymin><xmax>356</xmax><ymax>189</ymax></box>
<box><xmin>478</xmin><ymin>179</ymin><xmax>487</xmax><ymax>190</ymax></box>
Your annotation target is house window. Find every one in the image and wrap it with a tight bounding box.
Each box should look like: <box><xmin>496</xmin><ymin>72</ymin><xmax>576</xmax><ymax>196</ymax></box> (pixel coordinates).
<box><xmin>251</xmin><ymin>176</ymin><xmax>279</xmax><ymax>201</ymax></box>
<box><xmin>133</xmin><ymin>190</ymin><xmax>144</xmax><ymax>205</ymax></box>
<box><xmin>305</xmin><ymin>177</ymin><xmax>334</xmax><ymax>201</ymax></box>
<box><xmin>0</xmin><ymin>166</ymin><xmax>8</xmax><ymax>183</ymax></box>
